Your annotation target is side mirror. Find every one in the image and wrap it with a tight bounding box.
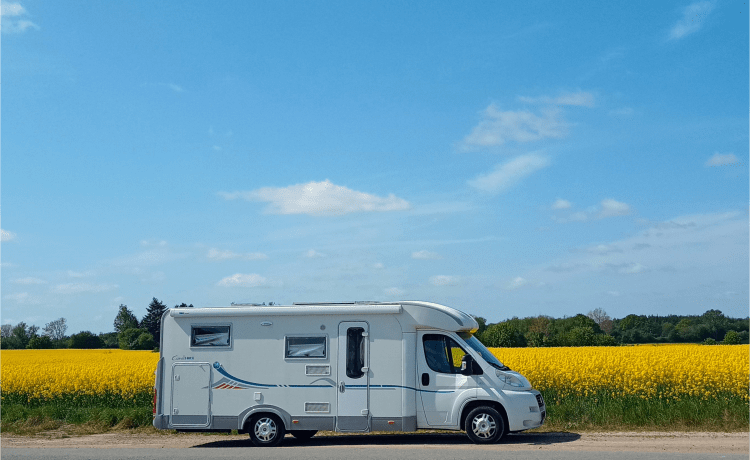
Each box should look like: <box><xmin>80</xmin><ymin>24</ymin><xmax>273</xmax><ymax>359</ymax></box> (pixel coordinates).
<box><xmin>460</xmin><ymin>354</ymin><xmax>482</xmax><ymax>375</ymax></box>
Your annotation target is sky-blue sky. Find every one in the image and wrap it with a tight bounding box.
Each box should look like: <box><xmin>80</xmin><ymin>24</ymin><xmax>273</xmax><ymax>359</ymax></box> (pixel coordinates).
<box><xmin>2</xmin><ymin>1</ymin><xmax>748</xmax><ymax>334</ymax></box>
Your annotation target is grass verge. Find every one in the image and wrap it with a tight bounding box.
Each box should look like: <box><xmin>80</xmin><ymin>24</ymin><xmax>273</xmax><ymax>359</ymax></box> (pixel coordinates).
<box><xmin>2</xmin><ymin>391</ymin><xmax>747</xmax><ymax>435</ymax></box>
<box><xmin>539</xmin><ymin>390</ymin><xmax>749</xmax><ymax>432</ymax></box>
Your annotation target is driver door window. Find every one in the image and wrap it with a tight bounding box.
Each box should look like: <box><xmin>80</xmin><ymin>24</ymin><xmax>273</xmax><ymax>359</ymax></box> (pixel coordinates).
<box><xmin>422</xmin><ymin>334</ymin><xmax>467</xmax><ymax>374</ymax></box>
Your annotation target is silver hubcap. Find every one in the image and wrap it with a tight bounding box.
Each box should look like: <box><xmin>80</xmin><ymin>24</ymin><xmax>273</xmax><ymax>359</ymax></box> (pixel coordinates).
<box><xmin>471</xmin><ymin>413</ymin><xmax>497</xmax><ymax>439</ymax></box>
<box><xmin>254</xmin><ymin>417</ymin><xmax>277</xmax><ymax>442</ymax></box>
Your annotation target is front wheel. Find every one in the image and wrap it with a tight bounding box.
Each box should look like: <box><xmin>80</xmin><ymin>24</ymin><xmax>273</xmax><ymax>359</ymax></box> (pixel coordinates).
<box><xmin>248</xmin><ymin>414</ymin><xmax>286</xmax><ymax>447</ymax></box>
<box><xmin>464</xmin><ymin>406</ymin><xmax>505</xmax><ymax>444</ymax></box>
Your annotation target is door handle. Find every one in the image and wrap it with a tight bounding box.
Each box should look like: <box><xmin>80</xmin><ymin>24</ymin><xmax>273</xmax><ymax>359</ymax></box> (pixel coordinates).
<box><xmin>421</xmin><ymin>373</ymin><xmax>429</xmax><ymax>386</ymax></box>
<box><xmin>339</xmin><ymin>381</ymin><xmax>345</xmax><ymax>393</ymax></box>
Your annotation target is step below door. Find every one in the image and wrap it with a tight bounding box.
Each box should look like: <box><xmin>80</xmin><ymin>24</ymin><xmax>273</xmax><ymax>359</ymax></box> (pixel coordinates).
<box><xmin>170</xmin><ymin>362</ymin><xmax>211</xmax><ymax>427</ymax></box>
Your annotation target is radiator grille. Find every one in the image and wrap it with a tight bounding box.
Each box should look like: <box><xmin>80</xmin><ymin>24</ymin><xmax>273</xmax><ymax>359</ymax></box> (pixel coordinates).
<box><xmin>305</xmin><ymin>402</ymin><xmax>330</xmax><ymax>413</ymax></box>
<box><xmin>535</xmin><ymin>394</ymin><xmax>545</xmax><ymax>408</ymax></box>
<box><xmin>305</xmin><ymin>365</ymin><xmax>331</xmax><ymax>376</ymax></box>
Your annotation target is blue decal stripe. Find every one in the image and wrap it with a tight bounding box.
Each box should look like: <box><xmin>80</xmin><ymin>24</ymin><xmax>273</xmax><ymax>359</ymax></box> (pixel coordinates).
<box><xmin>214</xmin><ymin>363</ymin><xmax>455</xmax><ymax>394</ymax></box>
<box><xmin>215</xmin><ymin>365</ymin><xmax>275</xmax><ymax>388</ymax></box>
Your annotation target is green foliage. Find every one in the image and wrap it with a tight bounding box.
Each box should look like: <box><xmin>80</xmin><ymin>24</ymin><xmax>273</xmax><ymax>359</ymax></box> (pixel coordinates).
<box><xmin>540</xmin><ymin>389</ymin><xmax>748</xmax><ymax>431</ymax></box>
<box><xmin>482</xmin><ymin>322</ymin><xmax>525</xmax><ymax>347</ymax></box>
<box><xmin>1</xmin><ymin>322</ymin><xmax>39</xmax><ymax>349</ymax></box>
<box><xmin>564</xmin><ymin>326</ymin><xmax>597</xmax><ymax>346</ymax></box>
<box><xmin>98</xmin><ymin>332</ymin><xmax>119</xmax><ymax>348</ymax></box>
<box><xmin>140</xmin><ymin>298</ymin><xmax>167</xmax><ymax>344</ymax></box>
<box><xmin>118</xmin><ymin>328</ymin><xmax>155</xmax><ymax>350</ymax></box>
<box><xmin>702</xmin><ymin>337</ymin><xmax>718</xmax><ymax>345</ymax></box>
<box><xmin>723</xmin><ymin>330</ymin><xmax>742</xmax><ymax>345</ymax></box>
<box><xmin>27</xmin><ymin>335</ymin><xmax>54</xmax><ymax>349</ymax></box>
<box><xmin>113</xmin><ymin>304</ymin><xmax>139</xmax><ymax>334</ymax></box>
<box><xmin>1</xmin><ymin>393</ymin><xmax>154</xmax><ymax>433</ymax></box>
<box><xmin>68</xmin><ymin>331</ymin><xmax>104</xmax><ymax>349</ymax></box>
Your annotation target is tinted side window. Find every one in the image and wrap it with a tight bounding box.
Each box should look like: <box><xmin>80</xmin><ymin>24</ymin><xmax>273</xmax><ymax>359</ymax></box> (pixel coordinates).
<box><xmin>346</xmin><ymin>327</ymin><xmax>365</xmax><ymax>379</ymax></box>
<box><xmin>285</xmin><ymin>336</ymin><xmax>326</xmax><ymax>358</ymax></box>
<box><xmin>423</xmin><ymin>334</ymin><xmax>466</xmax><ymax>374</ymax></box>
<box><xmin>191</xmin><ymin>326</ymin><xmax>230</xmax><ymax>347</ymax></box>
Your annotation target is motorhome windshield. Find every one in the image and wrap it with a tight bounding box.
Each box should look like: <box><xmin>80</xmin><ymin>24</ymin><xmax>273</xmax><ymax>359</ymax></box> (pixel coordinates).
<box><xmin>459</xmin><ymin>333</ymin><xmax>510</xmax><ymax>371</ymax></box>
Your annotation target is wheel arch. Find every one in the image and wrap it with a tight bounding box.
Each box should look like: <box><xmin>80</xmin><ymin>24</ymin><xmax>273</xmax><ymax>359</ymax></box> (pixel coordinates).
<box><xmin>459</xmin><ymin>400</ymin><xmax>508</xmax><ymax>432</ymax></box>
<box><xmin>238</xmin><ymin>405</ymin><xmax>292</xmax><ymax>432</ymax></box>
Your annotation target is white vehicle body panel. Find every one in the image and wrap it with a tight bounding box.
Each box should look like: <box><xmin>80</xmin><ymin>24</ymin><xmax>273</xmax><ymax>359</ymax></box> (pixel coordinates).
<box><xmin>153</xmin><ymin>301</ymin><xmax>545</xmax><ymax>436</ymax></box>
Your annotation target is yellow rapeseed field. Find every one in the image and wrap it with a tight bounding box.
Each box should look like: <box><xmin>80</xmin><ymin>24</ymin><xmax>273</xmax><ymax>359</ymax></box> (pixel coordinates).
<box><xmin>1</xmin><ymin>345</ymin><xmax>747</xmax><ymax>403</ymax></box>
<box><xmin>490</xmin><ymin>344</ymin><xmax>749</xmax><ymax>401</ymax></box>
<box><xmin>1</xmin><ymin>349</ymin><xmax>159</xmax><ymax>401</ymax></box>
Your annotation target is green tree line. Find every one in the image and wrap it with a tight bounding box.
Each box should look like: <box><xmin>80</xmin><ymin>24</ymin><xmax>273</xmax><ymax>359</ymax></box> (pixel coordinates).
<box><xmin>3</xmin><ymin>303</ymin><xmax>747</xmax><ymax>349</ymax></box>
<box><xmin>0</xmin><ymin>298</ymin><xmax>192</xmax><ymax>350</ymax></box>
<box><xmin>473</xmin><ymin>308</ymin><xmax>749</xmax><ymax>347</ymax></box>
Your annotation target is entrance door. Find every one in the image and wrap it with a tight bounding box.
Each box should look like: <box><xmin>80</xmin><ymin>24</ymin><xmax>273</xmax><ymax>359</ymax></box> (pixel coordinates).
<box><xmin>170</xmin><ymin>362</ymin><xmax>211</xmax><ymax>427</ymax></box>
<box><xmin>416</xmin><ymin>332</ymin><xmax>476</xmax><ymax>426</ymax></box>
<box><xmin>336</xmin><ymin>321</ymin><xmax>370</xmax><ymax>432</ymax></box>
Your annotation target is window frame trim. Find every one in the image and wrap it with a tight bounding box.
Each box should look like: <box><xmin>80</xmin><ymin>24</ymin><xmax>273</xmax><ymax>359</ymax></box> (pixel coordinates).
<box><xmin>189</xmin><ymin>323</ymin><xmax>233</xmax><ymax>350</ymax></box>
<box><xmin>284</xmin><ymin>334</ymin><xmax>329</xmax><ymax>360</ymax></box>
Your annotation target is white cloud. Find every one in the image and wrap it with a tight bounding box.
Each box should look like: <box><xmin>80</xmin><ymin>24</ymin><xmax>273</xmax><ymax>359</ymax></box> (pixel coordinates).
<box><xmin>51</xmin><ymin>283</ymin><xmax>118</xmax><ymax>294</ymax></box>
<box><xmin>599</xmin><ymin>199</ymin><xmax>631</xmax><ymax>218</ymax></box>
<box><xmin>429</xmin><ymin>275</ymin><xmax>460</xmax><ymax>286</ymax></box>
<box><xmin>534</xmin><ymin>212</ymin><xmax>747</xmax><ymax>295</ymax></box>
<box><xmin>617</xmin><ymin>263</ymin><xmax>647</xmax><ymax>274</ymax></box>
<box><xmin>304</xmin><ymin>249</ymin><xmax>326</xmax><ymax>259</ymax></box>
<box><xmin>373</xmin><ymin>263</ymin><xmax>385</xmax><ymax>269</ymax></box>
<box><xmin>68</xmin><ymin>270</ymin><xmax>95</xmax><ymax>278</ymax></box>
<box><xmin>585</xmin><ymin>244</ymin><xmax>623</xmax><ymax>255</ymax></box>
<box><xmin>412</xmin><ymin>250</ymin><xmax>441</xmax><ymax>260</ymax></box>
<box><xmin>3</xmin><ymin>292</ymin><xmax>29</xmax><ymax>303</ymax></box>
<box><xmin>518</xmin><ymin>91</ymin><xmax>595</xmax><ymax>107</ymax></box>
<box><xmin>669</xmin><ymin>1</ymin><xmax>715</xmax><ymax>41</ymax></box>
<box><xmin>506</xmin><ymin>276</ymin><xmax>528</xmax><ymax>290</ymax></box>
<box><xmin>384</xmin><ymin>287</ymin><xmax>405</xmax><ymax>297</ymax></box>
<box><xmin>1</xmin><ymin>2</ymin><xmax>39</xmax><ymax>34</ymax></box>
<box><xmin>1</xmin><ymin>229</ymin><xmax>16</xmax><ymax>241</ymax></box>
<box><xmin>609</xmin><ymin>107</ymin><xmax>634</xmax><ymax>117</ymax></box>
<box><xmin>216</xmin><ymin>273</ymin><xmax>277</xmax><ymax>288</ymax></box>
<box><xmin>468</xmin><ymin>153</ymin><xmax>550</xmax><ymax>193</ymax></box>
<box><xmin>11</xmin><ymin>277</ymin><xmax>47</xmax><ymax>285</ymax></box>
<box><xmin>207</xmin><ymin>248</ymin><xmax>268</xmax><ymax>261</ymax></box>
<box><xmin>551</xmin><ymin>198</ymin><xmax>572</xmax><ymax>210</ymax></box>
<box><xmin>219</xmin><ymin>180</ymin><xmax>410</xmax><ymax>216</ymax></box>
<box><xmin>461</xmin><ymin>104</ymin><xmax>566</xmax><ymax>149</ymax></box>
<box><xmin>553</xmin><ymin>198</ymin><xmax>632</xmax><ymax>222</ymax></box>
<box><xmin>705</xmin><ymin>152</ymin><xmax>739</xmax><ymax>167</ymax></box>
<box><xmin>140</xmin><ymin>239</ymin><xmax>167</xmax><ymax>247</ymax></box>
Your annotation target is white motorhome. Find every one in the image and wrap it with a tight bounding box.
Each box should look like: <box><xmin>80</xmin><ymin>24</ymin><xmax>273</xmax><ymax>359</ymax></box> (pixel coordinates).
<box><xmin>153</xmin><ymin>301</ymin><xmax>545</xmax><ymax>446</ymax></box>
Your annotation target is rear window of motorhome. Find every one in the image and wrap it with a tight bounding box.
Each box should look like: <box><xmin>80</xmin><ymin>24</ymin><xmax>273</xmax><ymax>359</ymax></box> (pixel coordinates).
<box><xmin>285</xmin><ymin>336</ymin><xmax>326</xmax><ymax>358</ymax></box>
<box><xmin>191</xmin><ymin>325</ymin><xmax>231</xmax><ymax>347</ymax></box>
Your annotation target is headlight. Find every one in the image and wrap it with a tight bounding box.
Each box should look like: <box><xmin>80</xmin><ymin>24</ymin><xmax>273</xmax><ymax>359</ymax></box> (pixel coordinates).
<box><xmin>496</xmin><ymin>370</ymin><xmax>527</xmax><ymax>388</ymax></box>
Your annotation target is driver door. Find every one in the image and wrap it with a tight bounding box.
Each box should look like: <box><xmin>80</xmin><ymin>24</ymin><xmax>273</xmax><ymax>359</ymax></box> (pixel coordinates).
<box><xmin>416</xmin><ymin>332</ymin><xmax>477</xmax><ymax>426</ymax></box>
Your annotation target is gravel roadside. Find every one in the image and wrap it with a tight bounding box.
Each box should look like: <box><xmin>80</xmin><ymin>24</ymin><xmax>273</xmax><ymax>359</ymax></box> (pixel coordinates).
<box><xmin>2</xmin><ymin>430</ymin><xmax>748</xmax><ymax>454</ymax></box>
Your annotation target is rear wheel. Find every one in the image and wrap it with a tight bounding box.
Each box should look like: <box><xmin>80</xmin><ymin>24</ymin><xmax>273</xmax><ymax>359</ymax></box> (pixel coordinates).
<box><xmin>464</xmin><ymin>406</ymin><xmax>505</xmax><ymax>444</ymax></box>
<box><xmin>248</xmin><ymin>414</ymin><xmax>286</xmax><ymax>447</ymax></box>
<box><xmin>290</xmin><ymin>430</ymin><xmax>317</xmax><ymax>440</ymax></box>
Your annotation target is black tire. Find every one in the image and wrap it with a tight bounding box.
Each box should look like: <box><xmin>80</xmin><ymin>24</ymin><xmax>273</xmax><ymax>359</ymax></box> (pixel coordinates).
<box><xmin>290</xmin><ymin>430</ymin><xmax>317</xmax><ymax>440</ymax></box>
<box><xmin>248</xmin><ymin>414</ymin><xmax>286</xmax><ymax>447</ymax></box>
<box><xmin>464</xmin><ymin>406</ymin><xmax>505</xmax><ymax>444</ymax></box>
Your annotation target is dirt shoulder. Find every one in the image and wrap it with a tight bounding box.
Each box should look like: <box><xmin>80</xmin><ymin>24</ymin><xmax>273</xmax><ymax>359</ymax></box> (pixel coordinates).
<box><xmin>2</xmin><ymin>430</ymin><xmax>748</xmax><ymax>454</ymax></box>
